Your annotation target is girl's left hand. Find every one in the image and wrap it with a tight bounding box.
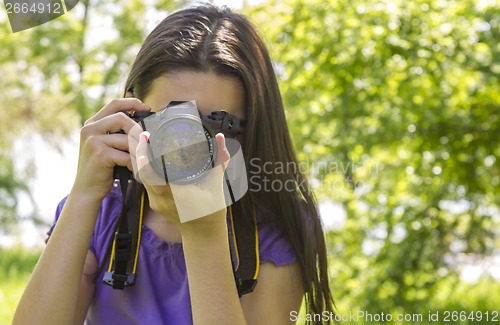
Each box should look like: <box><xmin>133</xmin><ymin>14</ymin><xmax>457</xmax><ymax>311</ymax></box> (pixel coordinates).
<box><xmin>131</xmin><ymin>128</ymin><xmax>231</xmax><ymax>232</ymax></box>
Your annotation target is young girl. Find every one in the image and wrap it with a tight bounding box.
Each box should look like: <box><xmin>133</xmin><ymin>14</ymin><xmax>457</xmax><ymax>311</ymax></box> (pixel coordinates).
<box><xmin>14</xmin><ymin>4</ymin><xmax>335</xmax><ymax>324</ymax></box>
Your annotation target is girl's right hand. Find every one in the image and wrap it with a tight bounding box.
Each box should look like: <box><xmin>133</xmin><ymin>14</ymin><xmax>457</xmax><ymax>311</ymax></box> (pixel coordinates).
<box><xmin>72</xmin><ymin>98</ymin><xmax>151</xmax><ymax>200</ymax></box>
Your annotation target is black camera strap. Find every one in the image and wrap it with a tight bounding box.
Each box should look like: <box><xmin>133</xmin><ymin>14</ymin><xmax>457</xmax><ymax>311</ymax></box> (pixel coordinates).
<box><xmin>103</xmin><ymin>166</ymin><xmax>145</xmax><ymax>289</ymax></box>
<box><xmin>228</xmin><ymin>202</ymin><xmax>259</xmax><ymax>296</ymax></box>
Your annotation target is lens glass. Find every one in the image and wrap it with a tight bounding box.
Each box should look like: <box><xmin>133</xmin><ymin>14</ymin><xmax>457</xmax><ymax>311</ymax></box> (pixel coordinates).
<box><xmin>151</xmin><ymin>121</ymin><xmax>214</xmax><ymax>181</ymax></box>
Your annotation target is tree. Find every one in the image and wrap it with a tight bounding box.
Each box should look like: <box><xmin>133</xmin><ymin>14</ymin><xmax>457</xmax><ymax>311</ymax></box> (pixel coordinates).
<box><xmin>0</xmin><ymin>0</ymin><xmax>186</xmax><ymax>227</ymax></box>
<box><xmin>245</xmin><ymin>0</ymin><xmax>500</xmax><ymax>316</ymax></box>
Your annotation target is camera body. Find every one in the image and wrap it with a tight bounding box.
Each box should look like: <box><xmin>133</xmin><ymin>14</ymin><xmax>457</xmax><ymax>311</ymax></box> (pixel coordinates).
<box><xmin>127</xmin><ymin>100</ymin><xmax>240</xmax><ymax>184</ymax></box>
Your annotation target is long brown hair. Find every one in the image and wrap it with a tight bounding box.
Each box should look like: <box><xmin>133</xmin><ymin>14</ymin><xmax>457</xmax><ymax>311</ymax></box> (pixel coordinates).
<box><xmin>124</xmin><ymin>4</ymin><xmax>335</xmax><ymax>323</ymax></box>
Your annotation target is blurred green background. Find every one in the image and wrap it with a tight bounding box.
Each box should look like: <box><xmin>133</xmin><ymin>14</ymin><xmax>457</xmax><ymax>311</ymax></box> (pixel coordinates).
<box><xmin>1</xmin><ymin>0</ymin><xmax>499</xmax><ymax>324</ymax></box>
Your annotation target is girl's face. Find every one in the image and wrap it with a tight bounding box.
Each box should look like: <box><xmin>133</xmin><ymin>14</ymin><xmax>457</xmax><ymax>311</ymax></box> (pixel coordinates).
<box><xmin>143</xmin><ymin>71</ymin><xmax>246</xmax><ymax>123</ymax></box>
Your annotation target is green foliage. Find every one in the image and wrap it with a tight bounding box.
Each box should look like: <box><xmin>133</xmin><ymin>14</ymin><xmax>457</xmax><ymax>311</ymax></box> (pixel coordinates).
<box><xmin>0</xmin><ymin>0</ymin><xmax>499</xmax><ymax>321</ymax></box>
<box><xmin>0</xmin><ymin>157</ymin><xmax>24</xmax><ymax>226</ymax></box>
<box><xmin>331</xmin><ymin>275</ymin><xmax>500</xmax><ymax>324</ymax></box>
<box><xmin>246</xmin><ymin>0</ymin><xmax>500</xmax><ymax>317</ymax></box>
<box><xmin>431</xmin><ymin>275</ymin><xmax>500</xmax><ymax>313</ymax></box>
<box><xmin>0</xmin><ymin>246</ymin><xmax>42</xmax><ymax>324</ymax></box>
<box><xmin>0</xmin><ymin>0</ymin><xmax>185</xmax><ymax>225</ymax></box>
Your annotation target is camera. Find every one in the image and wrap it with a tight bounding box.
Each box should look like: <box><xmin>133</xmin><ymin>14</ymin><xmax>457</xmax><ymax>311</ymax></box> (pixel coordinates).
<box><xmin>126</xmin><ymin>100</ymin><xmax>241</xmax><ymax>184</ymax></box>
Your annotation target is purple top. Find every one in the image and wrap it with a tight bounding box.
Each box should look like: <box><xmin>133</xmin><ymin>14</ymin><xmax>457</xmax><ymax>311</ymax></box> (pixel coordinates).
<box><xmin>48</xmin><ymin>186</ymin><xmax>296</xmax><ymax>324</ymax></box>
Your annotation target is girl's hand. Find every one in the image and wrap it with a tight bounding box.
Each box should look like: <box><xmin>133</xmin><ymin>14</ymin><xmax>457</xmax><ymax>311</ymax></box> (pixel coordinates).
<box><xmin>134</xmin><ymin>131</ymin><xmax>231</xmax><ymax>234</ymax></box>
<box><xmin>73</xmin><ymin>98</ymin><xmax>150</xmax><ymax>200</ymax></box>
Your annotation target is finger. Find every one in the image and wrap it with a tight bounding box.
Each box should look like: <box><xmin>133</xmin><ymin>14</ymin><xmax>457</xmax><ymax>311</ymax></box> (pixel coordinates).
<box><xmin>85</xmin><ymin>98</ymin><xmax>151</xmax><ymax>125</ymax></box>
<box><xmin>83</xmin><ymin>112</ymin><xmax>138</xmax><ymax>135</ymax></box>
<box><xmin>127</xmin><ymin>123</ymin><xmax>144</xmax><ymax>158</ymax></box>
<box><xmin>136</xmin><ymin>132</ymin><xmax>167</xmax><ymax>186</ymax></box>
<box><xmin>99</xmin><ymin>133</ymin><xmax>130</xmax><ymax>152</ymax></box>
<box><xmin>129</xmin><ymin>134</ymin><xmax>139</xmax><ymax>179</ymax></box>
<box><xmin>215</xmin><ymin>133</ymin><xmax>230</xmax><ymax>168</ymax></box>
<box><xmin>84</xmin><ymin>134</ymin><xmax>132</xmax><ymax>169</ymax></box>
<box><xmin>136</xmin><ymin>131</ymin><xmax>150</xmax><ymax>170</ymax></box>
<box><xmin>106</xmin><ymin>148</ymin><xmax>132</xmax><ymax>170</ymax></box>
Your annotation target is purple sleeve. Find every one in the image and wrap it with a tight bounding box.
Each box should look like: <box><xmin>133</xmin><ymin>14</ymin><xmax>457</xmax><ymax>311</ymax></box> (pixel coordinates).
<box><xmin>46</xmin><ymin>196</ymin><xmax>67</xmax><ymax>242</ymax></box>
<box><xmin>256</xmin><ymin>209</ymin><xmax>296</xmax><ymax>266</ymax></box>
<box><xmin>46</xmin><ymin>188</ymin><xmax>122</xmax><ymax>262</ymax></box>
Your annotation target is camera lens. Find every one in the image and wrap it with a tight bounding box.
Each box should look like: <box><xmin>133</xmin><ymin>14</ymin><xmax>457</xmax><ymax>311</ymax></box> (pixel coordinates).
<box><xmin>148</xmin><ymin>119</ymin><xmax>215</xmax><ymax>183</ymax></box>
